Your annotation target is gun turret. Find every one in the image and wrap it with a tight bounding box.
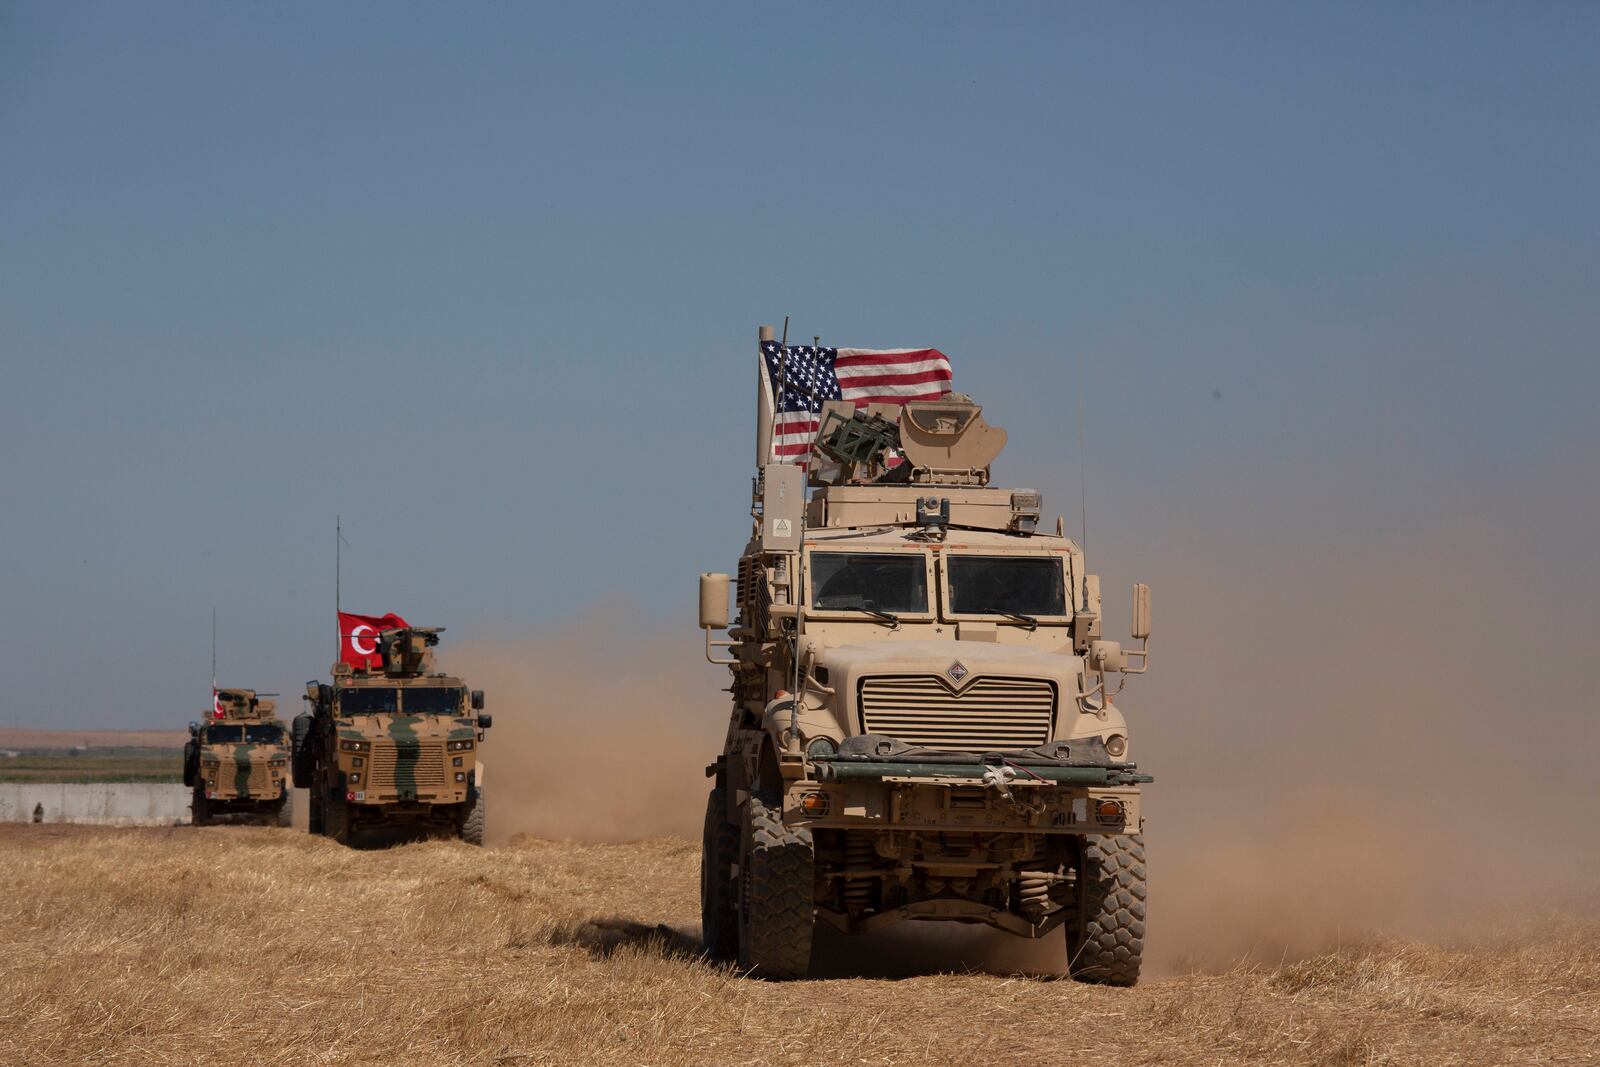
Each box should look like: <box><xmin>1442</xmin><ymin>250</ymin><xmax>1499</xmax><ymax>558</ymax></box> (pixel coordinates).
<box><xmin>212</xmin><ymin>688</ymin><xmax>276</xmax><ymax>722</ymax></box>
<box><xmin>378</xmin><ymin>626</ymin><xmax>445</xmax><ymax>677</ymax></box>
<box><xmin>807</xmin><ymin>394</ymin><xmax>1009</xmax><ymax>487</ymax></box>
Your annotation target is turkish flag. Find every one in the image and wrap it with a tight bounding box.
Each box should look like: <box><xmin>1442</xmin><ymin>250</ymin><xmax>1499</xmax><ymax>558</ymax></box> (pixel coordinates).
<box><xmin>338</xmin><ymin>612</ymin><xmax>408</xmax><ymax>670</ymax></box>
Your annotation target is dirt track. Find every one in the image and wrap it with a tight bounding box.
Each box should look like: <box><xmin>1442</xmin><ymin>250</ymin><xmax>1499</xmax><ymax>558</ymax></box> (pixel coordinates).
<box><xmin>1</xmin><ymin>823</ymin><xmax>1596</xmax><ymax>1066</ymax></box>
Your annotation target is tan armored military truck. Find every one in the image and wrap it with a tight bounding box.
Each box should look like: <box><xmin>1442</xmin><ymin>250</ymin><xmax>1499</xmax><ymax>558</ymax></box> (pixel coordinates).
<box><xmin>698</xmin><ymin>328</ymin><xmax>1154</xmax><ymax>982</ymax></box>
<box><xmin>183</xmin><ymin>688</ymin><xmax>293</xmax><ymax>826</ymax></box>
<box><xmin>292</xmin><ymin>626</ymin><xmax>490</xmax><ymax>846</ymax></box>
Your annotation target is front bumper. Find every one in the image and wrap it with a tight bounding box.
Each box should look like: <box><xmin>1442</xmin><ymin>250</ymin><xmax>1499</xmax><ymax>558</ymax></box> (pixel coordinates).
<box><xmin>781</xmin><ymin>741</ymin><xmax>1152</xmax><ymax>835</ymax></box>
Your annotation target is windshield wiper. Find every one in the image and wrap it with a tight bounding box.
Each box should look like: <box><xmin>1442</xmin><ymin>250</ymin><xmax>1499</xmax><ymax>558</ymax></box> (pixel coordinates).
<box><xmin>982</xmin><ymin>609</ymin><xmax>1038</xmax><ymax>631</ymax></box>
<box><xmin>859</xmin><ymin>607</ymin><xmax>902</xmax><ymax>629</ymax></box>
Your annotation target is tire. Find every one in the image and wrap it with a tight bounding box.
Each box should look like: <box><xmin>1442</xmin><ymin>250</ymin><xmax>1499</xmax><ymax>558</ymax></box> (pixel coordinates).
<box><xmin>290</xmin><ymin>715</ymin><xmax>315</xmax><ymax>789</ymax></box>
<box><xmin>190</xmin><ymin>786</ymin><xmax>211</xmax><ymax>827</ymax></box>
<box><xmin>274</xmin><ymin>790</ymin><xmax>293</xmax><ymax>828</ymax></box>
<box><xmin>700</xmin><ymin>786</ymin><xmax>739</xmax><ymax>961</ymax></box>
<box><xmin>182</xmin><ymin>741</ymin><xmax>198</xmax><ymax>788</ymax></box>
<box><xmin>737</xmin><ymin>793</ymin><xmax>814</xmax><ymax>979</ymax></box>
<box><xmin>308</xmin><ymin>788</ymin><xmax>324</xmax><ymax>834</ymax></box>
<box><xmin>459</xmin><ymin>788</ymin><xmax>485</xmax><ymax>846</ymax></box>
<box><xmin>323</xmin><ymin>789</ymin><xmax>352</xmax><ymax>846</ymax></box>
<box><xmin>1068</xmin><ymin>833</ymin><xmax>1146</xmax><ymax>987</ymax></box>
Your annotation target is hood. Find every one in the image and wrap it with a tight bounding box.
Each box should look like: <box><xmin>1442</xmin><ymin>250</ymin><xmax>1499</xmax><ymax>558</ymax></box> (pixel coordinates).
<box><xmin>336</xmin><ymin>713</ymin><xmax>477</xmax><ymax>744</ymax></box>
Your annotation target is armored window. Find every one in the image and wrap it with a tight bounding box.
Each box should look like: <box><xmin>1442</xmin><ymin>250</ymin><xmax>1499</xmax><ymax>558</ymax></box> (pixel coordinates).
<box><xmin>243</xmin><ymin>724</ymin><xmax>282</xmax><ymax>743</ymax></box>
<box><xmin>204</xmin><ymin>725</ymin><xmax>244</xmax><ymax>743</ymax></box>
<box><xmin>338</xmin><ymin>688</ymin><xmax>399</xmax><ymax>714</ymax></box>
<box><xmin>946</xmin><ymin>555</ymin><xmax>1067</xmax><ymax>617</ymax></box>
<box><xmin>402</xmin><ymin>688</ymin><xmax>462</xmax><ymax>714</ymax></box>
<box><xmin>810</xmin><ymin>553</ymin><xmax>928</xmax><ymax>614</ymax></box>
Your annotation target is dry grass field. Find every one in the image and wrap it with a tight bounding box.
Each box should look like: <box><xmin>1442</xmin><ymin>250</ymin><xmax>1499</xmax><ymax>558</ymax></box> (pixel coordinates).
<box><xmin>0</xmin><ymin>825</ymin><xmax>1596</xmax><ymax>1066</ymax></box>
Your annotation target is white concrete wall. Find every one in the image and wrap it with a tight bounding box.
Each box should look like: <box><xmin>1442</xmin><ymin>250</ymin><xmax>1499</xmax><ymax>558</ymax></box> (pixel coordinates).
<box><xmin>0</xmin><ymin>782</ymin><xmax>193</xmax><ymax>826</ymax></box>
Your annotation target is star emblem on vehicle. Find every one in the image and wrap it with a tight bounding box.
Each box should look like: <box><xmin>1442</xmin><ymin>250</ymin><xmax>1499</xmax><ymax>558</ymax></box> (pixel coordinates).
<box><xmin>947</xmin><ymin>661</ymin><xmax>969</xmax><ymax>682</ymax></box>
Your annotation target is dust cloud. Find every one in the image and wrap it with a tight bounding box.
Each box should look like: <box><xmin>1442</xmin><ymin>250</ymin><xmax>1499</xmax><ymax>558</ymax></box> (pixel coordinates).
<box><xmin>453</xmin><ymin>495</ymin><xmax>1600</xmax><ymax>975</ymax></box>
<box><xmin>451</xmin><ymin>607</ymin><xmax>724</xmax><ymax>846</ymax></box>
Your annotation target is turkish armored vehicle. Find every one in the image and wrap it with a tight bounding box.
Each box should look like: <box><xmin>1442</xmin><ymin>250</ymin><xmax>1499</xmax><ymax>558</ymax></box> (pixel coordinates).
<box><xmin>183</xmin><ymin>688</ymin><xmax>293</xmax><ymax>826</ymax></box>
<box><xmin>292</xmin><ymin>626</ymin><xmax>490</xmax><ymax>846</ymax></box>
<box><xmin>697</xmin><ymin>326</ymin><xmax>1155</xmax><ymax>982</ymax></box>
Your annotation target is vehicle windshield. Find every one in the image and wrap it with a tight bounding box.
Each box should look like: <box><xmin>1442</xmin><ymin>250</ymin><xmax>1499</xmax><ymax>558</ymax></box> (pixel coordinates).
<box><xmin>204</xmin><ymin>724</ymin><xmax>283</xmax><ymax>744</ymax></box>
<box><xmin>810</xmin><ymin>552</ymin><xmax>928</xmax><ymax>614</ymax></box>
<box><xmin>947</xmin><ymin>555</ymin><xmax>1067</xmax><ymax>617</ymax></box>
<box><xmin>338</xmin><ymin>687</ymin><xmax>399</xmax><ymax>714</ymax></box>
<box><xmin>403</xmin><ymin>687</ymin><xmax>462</xmax><ymax>714</ymax></box>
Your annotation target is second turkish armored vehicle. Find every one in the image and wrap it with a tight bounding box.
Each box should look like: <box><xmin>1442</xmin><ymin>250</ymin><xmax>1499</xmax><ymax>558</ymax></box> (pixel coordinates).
<box><xmin>292</xmin><ymin>625</ymin><xmax>490</xmax><ymax>847</ymax></box>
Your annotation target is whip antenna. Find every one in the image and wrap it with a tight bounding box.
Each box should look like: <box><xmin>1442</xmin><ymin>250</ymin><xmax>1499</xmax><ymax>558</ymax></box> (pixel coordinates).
<box><xmin>1077</xmin><ymin>383</ymin><xmax>1088</xmax><ymax>551</ymax></box>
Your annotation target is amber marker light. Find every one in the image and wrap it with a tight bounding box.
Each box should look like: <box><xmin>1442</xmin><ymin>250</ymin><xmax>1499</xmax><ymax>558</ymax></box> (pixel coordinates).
<box><xmin>800</xmin><ymin>792</ymin><xmax>830</xmax><ymax>817</ymax></box>
<box><xmin>1095</xmin><ymin>798</ymin><xmax>1125</xmax><ymax>822</ymax></box>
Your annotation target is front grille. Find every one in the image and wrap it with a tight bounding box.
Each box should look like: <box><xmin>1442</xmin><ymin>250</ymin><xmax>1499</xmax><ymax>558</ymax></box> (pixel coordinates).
<box><xmin>366</xmin><ymin>741</ymin><xmax>447</xmax><ymax>790</ymax></box>
<box><xmin>858</xmin><ymin>675</ymin><xmax>1056</xmax><ymax>750</ymax></box>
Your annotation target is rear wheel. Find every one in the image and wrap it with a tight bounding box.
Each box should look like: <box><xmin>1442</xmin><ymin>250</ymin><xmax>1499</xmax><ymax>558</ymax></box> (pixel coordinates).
<box><xmin>700</xmin><ymin>786</ymin><xmax>739</xmax><ymax>961</ymax></box>
<box><xmin>190</xmin><ymin>786</ymin><xmax>211</xmax><ymax>827</ymax></box>
<box><xmin>1067</xmin><ymin>833</ymin><xmax>1146</xmax><ymax>987</ymax></box>
<box><xmin>459</xmin><ymin>788</ymin><xmax>485</xmax><ymax>846</ymax></box>
<box><xmin>737</xmin><ymin>793</ymin><xmax>814</xmax><ymax>979</ymax></box>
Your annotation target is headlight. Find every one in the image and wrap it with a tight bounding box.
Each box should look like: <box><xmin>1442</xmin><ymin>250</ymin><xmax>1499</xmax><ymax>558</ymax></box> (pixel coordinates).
<box><xmin>806</xmin><ymin>737</ymin><xmax>837</xmax><ymax>760</ymax></box>
<box><xmin>447</xmin><ymin>739</ymin><xmax>474</xmax><ymax>752</ymax></box>
<box><xmin>339</xmin><ymin>739</ymin><xmax>370</xmax><ymax>753</ymax></box>
<box><xmin>1104</xmin><ymin>734</ymin><xmax>1127</xmax><ymax>758</ymax></box>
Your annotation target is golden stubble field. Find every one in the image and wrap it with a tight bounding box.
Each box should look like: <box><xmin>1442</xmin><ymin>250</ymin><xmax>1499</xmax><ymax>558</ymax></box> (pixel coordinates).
<box><xmin>0</xmin><ymin>825</ymin><xmax>1596</xmax><ymax>1067</ymax></box>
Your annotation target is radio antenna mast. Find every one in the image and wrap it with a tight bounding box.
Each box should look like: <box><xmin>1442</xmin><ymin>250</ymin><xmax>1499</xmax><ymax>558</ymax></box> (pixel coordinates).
<box><xmin>211</xmin><ymin>606</ymin><xmax>217</xmax><ymax>692</ymax></box>
<box><xmin>1076</xmin><ymin>384</ymin><xmax>1088</xmax><ymax>550</ymax></box>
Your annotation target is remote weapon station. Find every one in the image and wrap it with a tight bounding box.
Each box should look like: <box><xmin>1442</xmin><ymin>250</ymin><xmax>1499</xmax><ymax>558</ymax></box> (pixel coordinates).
<box><xmin>698</xmin><ymin>326</ymin><xmax>1154</xmax><ymax>982</ymax></box>
<box><xmin>293</xmin><ymin>626</ymin><xmax>490</xmax><ymax>846</ymax></box>
<box><xmin>184</xmin><ymin>689</ymin><xmax>293</xmax><ymax>827</ymax></box>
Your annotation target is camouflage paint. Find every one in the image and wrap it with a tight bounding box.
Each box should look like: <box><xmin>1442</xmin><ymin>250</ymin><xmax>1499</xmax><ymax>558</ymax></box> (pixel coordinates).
<box><xmin>232</xmin><ymin>742</ymin><xmax>255</xmax><ymax>798</ymax></box>
<box><xmin>390</xmin><ymin>713</ymin><xmax>421</xmax><ymax>801</ymax></box>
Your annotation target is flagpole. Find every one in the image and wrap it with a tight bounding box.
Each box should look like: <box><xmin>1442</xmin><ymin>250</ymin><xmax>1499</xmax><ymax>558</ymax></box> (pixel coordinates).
<box><xmin>335</xmin><ymin>515</ymin><xmax>342</xmax><ymax>655</ymax></box>
<box><xmin>211</xmin><ymin>606</ymin><xmax>216</xmax><ymax>692</ymax></box>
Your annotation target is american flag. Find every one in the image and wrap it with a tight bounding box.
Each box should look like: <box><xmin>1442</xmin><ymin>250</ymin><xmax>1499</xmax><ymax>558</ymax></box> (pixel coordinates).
<box><xmin>761</xmin><ymin>341</ymin><xmax>953</xmax><ymax>466</ymax></box>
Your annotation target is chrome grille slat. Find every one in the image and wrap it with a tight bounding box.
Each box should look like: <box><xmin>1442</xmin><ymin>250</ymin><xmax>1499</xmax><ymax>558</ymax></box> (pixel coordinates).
<box><xmin>859</xmin><ymin>675</ymin><xmax>1055</xmax><ymax>750</ymax></box>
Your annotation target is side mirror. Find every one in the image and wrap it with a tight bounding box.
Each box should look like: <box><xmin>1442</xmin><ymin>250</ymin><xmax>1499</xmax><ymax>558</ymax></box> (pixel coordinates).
<box><xmin>471</xmin><ymin>690</ymin><xmax>485</xmax><ymax>711</ymax></box>
<box><xmin>188</xmin><ymin>722</ymin><xmax>199</xmax><ymax>736</ymax></box>
<box><xmin>1131</xmin><ymin>583</ymin><xmax>1151</xmax><ymax>640</ymax></box>
<box><xmin>304</xmin><ymin>680</ymin><xmax>320</xmax><ymax>703</ymax></box>
<box><xmin>318</xmin><ymin>684</ymin><xmax>333</xmax><ymax>705</ymax></box>
<box><xmin>478</xmin><ymin>713</ymin><xmax>493</xmax><ymax>730</ymax></box>
<box><xmin>1089</xmin><ymin>640</ymin><xmax>1125</xmax><ymax>673</ymax></box>
<box><xmin>699</xmin><ymin>572</ymin><xmax>731</xmax><ymax>630</ymax></box>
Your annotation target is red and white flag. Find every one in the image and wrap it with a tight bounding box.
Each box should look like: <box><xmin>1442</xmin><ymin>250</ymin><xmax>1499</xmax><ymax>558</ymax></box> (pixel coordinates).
<box><xmin>338</xmin><ymin>612</ymin><xmax>408</xmax><ymax>670</ymax></box>
<box><xmin>760</xmin><ymin>341</ymin><xmax>953</xmax><ymax>468</ymax></box>
<box><xmin>212</xmin><ymin>688</ymin><xmax>225</xmax><ymax>719</ymax></box>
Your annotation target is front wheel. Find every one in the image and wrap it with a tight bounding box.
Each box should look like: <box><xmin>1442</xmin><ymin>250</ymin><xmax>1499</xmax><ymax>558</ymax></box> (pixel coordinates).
<box><xmin>459</xmin><ymin>788</ymin><xmax>485</xmax><ymax>846</ymax></box>
<box><xmin>190</xmin><ymin>786</ymin><xmax>211</xmax><ymax>827</ymax></box>
<box><xmin>274</xmin><ymin>790</ymin><xmax>294</xmax><ymax>828</ymax></box>
<box><xmin>323</xmin><ymin>790</ymin><xmax>353</xmax><ymax>846</ymax></box>
<box><xmin>701</xmin><ymin>786</ymin><xmax>739</xmax><ymax>961</ymax></box>
<box><xmin>1067</xmin><ymin>833</ymin><xmax>1146</xmax><ymax>987</ymax></box>
<box><xmin>737</xmin><ymin>793</ymin><xmax>814</xmax><ymax>979</ymax></box>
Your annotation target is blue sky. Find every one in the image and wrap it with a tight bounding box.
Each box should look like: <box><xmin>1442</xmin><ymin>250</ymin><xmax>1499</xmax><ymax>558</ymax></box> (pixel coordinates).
<box><xmin>2</xmin><ymin>3</ymin><xmax>1596</xmax><ymax>727</ymax></box>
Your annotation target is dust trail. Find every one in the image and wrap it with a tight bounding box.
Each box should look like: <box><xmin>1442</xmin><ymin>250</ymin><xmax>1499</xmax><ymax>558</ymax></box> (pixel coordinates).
<box><xmin>451</xmin><ymin>607</ymin><xmax>723</xmax><ymax>845</ymax></box>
